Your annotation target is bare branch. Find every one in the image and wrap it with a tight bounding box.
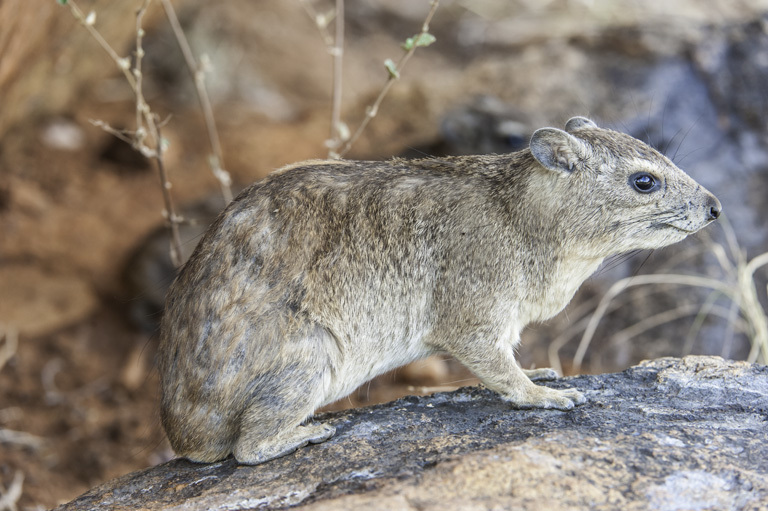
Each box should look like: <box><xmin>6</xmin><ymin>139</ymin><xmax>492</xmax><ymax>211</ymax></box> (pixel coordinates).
<box><xmin>327</xmin><ymin>0</ymin><xmax>346</xmax><ymax>159</ymax></box>
<box><xmin>0</xmin><ymin>470</ymin><xmax>24</xmax><ymax>511</ymax></box>
<box><xmin>0</xmin><ymin>429</ymin><xmax>44</xmax><ymax>451</ymax></box>
<box><xmin>59</xmin><ymin>0</ymin><xmax>137</xmax><ymax>91</ymax></box>
<box><xmin>88</xmin><ymin>119</ymin><xmax>136</xmax><ymax>148</ymax></box>
<box><xmin>298</xmin><ymin>0</ymin><xmax>335</xmax><ymax>47</ymax></box>
<box><xmin>59</xmin><ymin>0</ymin><xmax>185</xmax><ymax>266</ymax></box>
<box><xmin>134</xmin><ymin>0</ymin><xmax>152</xmax><ymax>151</ymax></box>
<box><xmin>160</xmin><ymin>0</ymin><xmax>233</xmax><ymax>203</ymax></box>
<box><xmin>338</xmin><ymin>0</ymin><xmax>439</xmax><ymax>158</ymax></box>
<box><xmin>151</xmin><ymin>120</ymin><xmax>184</xmax><ymax>267</ymax></box>
<box><xmin>0</xmin><ymin>326</ymin><xmax>17</xmax><ymax>372</ymax></box>
<box><xmin>299</xmin><ymin>0</ymin><xmax>347</xmax><ymax>158</ymax></box>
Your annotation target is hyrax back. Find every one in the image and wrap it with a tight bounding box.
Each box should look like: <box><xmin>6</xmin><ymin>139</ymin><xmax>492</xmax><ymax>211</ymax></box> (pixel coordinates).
<box><xmin>159</xmin><ymin>117</ymin><xmax>720</xmax><ymax>465</ymax></box>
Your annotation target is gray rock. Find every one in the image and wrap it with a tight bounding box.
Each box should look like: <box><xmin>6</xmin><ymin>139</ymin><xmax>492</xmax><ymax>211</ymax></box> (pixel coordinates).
<box><xmin>58</xmin><ymin>356</ymin><xmax>768</xmax><ymax>510</ymax></box>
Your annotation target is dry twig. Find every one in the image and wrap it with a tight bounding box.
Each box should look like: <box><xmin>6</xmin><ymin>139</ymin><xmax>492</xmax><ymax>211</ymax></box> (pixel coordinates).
<box><xmin>298</xmin><ymin>0</ymin><xmax>335</xmax><ymax>46</ymax></box>
<box><xmin>57</xmin><ymin>0</ymin><xmax>136</xmax><ymax>89</ymax></box>
<box><xmin>299</xmin><ymin>0</ymin><xmax>347</xmax><ymax>158</ymax></box>
<box><xmin>328</xmin><ymin>0</ymin><xmax>346</xmax><ymax>159</ymax></box>
<box><xmin>0</xmin><ymin>430</ymin><xmax>45</xmax><ymax>451</ymax></box>
<box><xmin>0</xmin><ymin>326</ymin><xmax>17</xmax><ymax>372</ymax></box>
<box><xmin>302</xmin><ymin>0</ymin><xmax>440</xmax><ymax>158</ymax></box>
<box><xmin>0</xmin><ymin>471</ymin><xmax>23</xmax><ymax>511</ymax></box>
<box><xmin>338</xmin><ymin>0</ymin><xmax>439</xmax><ymax>158</ymax></box>
<box><xmin>59</xmin><ymin>0</ymin><xmax>185</xmax><ymax>265</ymax></box>
<box><xmin>159</xmin><ymin>0</ymin><xmax>233</xmax><ymax>203</ymax></box>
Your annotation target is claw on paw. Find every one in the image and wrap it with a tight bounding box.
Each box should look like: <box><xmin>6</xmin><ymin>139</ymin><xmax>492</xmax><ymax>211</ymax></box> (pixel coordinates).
<box><xmin>504</xmin><ymin>385</ymin><xmax>586</xmax><ymax>410</ymax></box>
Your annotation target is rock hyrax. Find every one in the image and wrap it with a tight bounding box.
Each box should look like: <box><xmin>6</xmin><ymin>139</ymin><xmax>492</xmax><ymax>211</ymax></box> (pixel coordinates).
<box><xmin>159</xmin><ymin>117</ymin><xmax>721</xmax><ymax>465</ymax></box>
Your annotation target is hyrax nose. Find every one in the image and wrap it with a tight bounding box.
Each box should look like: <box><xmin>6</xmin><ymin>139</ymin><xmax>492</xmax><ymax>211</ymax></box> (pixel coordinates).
<box><xmin>706</xmin><ymin>194</ymin><xmax>722</xmax><ymax>221</ymax></box>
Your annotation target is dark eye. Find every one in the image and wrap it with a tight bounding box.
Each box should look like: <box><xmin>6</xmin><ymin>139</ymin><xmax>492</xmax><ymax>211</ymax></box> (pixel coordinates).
<box><xmin>630</xmin><ymin>173</ymin><xmax>660</xmax><ymax>193</ymax></box>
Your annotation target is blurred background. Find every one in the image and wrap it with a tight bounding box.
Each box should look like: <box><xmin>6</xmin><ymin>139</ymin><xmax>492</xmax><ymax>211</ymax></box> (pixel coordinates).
<box><xmin>1</xmin><ymin>0</ymin><xmax>767</xmax><ymax>507</ymax></box>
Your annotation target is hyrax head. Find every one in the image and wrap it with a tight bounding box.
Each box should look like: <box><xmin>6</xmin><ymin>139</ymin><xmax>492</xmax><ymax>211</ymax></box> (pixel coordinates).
<box><xmin>528</xmin><ymin>117</ymin><xmax>721</xmax><ymax>257</ymax></box>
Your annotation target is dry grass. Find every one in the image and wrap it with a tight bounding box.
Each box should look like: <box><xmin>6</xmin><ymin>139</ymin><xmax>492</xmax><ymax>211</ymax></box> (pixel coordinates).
<box><xmin>549</xmin><ymin>217</ymin><xmax>768</xmax><ymax>374</ymax></box>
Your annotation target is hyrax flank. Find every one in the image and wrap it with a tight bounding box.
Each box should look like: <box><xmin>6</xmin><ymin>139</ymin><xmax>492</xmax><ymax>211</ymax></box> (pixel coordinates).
<box><xmin>159</xmin><ymin>117</ymin><xmax>721</xmax><ymax>465</ymax></box>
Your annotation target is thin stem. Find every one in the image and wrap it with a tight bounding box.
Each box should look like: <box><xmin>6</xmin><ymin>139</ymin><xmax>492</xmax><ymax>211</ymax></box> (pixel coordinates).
<box><xmin>62</xmin><ymin>0</ymin><xmax>137</xmax><ymax>91</ymax></box>
<box><xmin>573</xmin><ymin>274</ymin><xmax>736</xmax><ymax>372</ymax></box>
<box><xmin>0</xmin><ymin>470</ymin><xmax>23</xmax><ymax>511</ymax></box>
<box><xmin>338</xmin><ymin>0</ymin><xmax>439</xmax><ymax>158</ymax></box>
<box><xmin>741</xmin><ymin>252</ymin><xmax>768</xmax><ymax>363</ymax></box>
<box><xmin>744</xmin><ymin>250</ymin><xmax>768</xmax><ymax>277</ymax></box>
<box><xmin>297</xmin><ymin>0</ymin><xmax>344</xmax><ymax>157</ymax></box>
<box><xmin>160</xmin><ymin>0</ymin><xmax>233</xmax><ymax>203</ymax></box>
<box><xmin>88</xmin><ymin>120</ymin><xmax>136</xmax><ymax>147</ymax></box>
<box><xmin>610</xmin><ymin>303</ymin><xmax>737</xmax><ymax>348</ymax></box>
<box><xmin>328</xmin><ymin>0</ymin><xmax>345</xmax><ymax>159</ymax></box>
<box><xmin>298</xmin><ymin>0</ymin><xmax>335</xmax><ymax>46</ymax></box>
<box><xmin>63</xmin><ymin>0</ymin><xmax>185</xmax><ymax>266</ymax></box>
<box><xmin>138</xmin><ymin>1</ymin><xmax>183</xmax><ymax>264</ymax></box>
<box><xmin>152</xmin><ymin>120</ymin><xmax>184</xmax><ymax>267</ymax></box>
<box><xmin>134</xmin><ymin>0</ymin><xmax>151</xmax><ymax>150</ymax></box>
<box><xmin>0</xmin><ymin>325</ymin><xmax>18</xmax><ymax>372</ymax></box>
<box><xmin>547</xmin><ymin>314</ymin><xmax>595</xmax><ymax>376</ymax></box>
<box><xmin>682</xmin><ymin>290</ymin><xmax>722</xmax><ymax>356</ymax></box>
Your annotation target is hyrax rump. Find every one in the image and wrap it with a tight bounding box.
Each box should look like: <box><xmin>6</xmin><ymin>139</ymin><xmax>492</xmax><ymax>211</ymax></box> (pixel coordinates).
<box><xmin>159</xmin><ymin>117</ymin><xmax>721</xmax><ymax>465</ymax></box>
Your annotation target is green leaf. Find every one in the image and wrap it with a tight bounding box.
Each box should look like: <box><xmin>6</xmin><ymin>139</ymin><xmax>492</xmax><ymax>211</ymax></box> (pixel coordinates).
<box><xmin>384</xmin><ymin>59</ymin><xmax>400</xmax><ymax>79</ymax></box>
<box><xmin>413</xmin><ymin>32</ymin><xmax>436</xmax><ymax>47</ymax></box>
<box><xmin>401</xmin><ymin>32</ymin><xmax>436</xmax><ymax>51</ymax></box>
<box><xmin>57</xmin><ymin>0</ymin><xmax>68</xmax><ymax>4</ymax></box>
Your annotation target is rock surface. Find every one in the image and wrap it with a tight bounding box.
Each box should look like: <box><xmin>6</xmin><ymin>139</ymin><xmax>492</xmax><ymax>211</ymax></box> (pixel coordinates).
<box><xmin>58</xmin><ymin>356</ymin><xmax>768</xmax><ymax>511</ymax></box>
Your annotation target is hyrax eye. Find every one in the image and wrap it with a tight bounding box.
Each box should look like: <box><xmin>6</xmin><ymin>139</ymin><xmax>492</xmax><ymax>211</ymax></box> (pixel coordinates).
<box><xmin>629</xmin><ymin>172</ymin><xmax>660</xmax><ymax>193</ymax></box>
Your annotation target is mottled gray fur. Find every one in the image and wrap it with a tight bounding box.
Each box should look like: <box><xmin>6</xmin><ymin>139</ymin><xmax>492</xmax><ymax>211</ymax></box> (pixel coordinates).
<box><xmin>159</xmin><ymin>117</ymin><xmax>720</xmax><ymax>464</ymax></box>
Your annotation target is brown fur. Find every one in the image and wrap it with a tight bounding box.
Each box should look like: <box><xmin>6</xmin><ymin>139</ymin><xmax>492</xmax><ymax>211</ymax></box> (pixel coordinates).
<box><xmin>158</xmin><ymin>117</ymin><xmax>720</xmax><ymax>464</ymax></box>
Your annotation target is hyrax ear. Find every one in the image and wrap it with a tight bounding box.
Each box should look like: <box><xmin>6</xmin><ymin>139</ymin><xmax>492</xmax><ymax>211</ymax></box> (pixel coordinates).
<box><xmin>529</xmin><ymin>127</ymin><xmax>590</xmax><ymax>175</ymax></box>
<box><xmin>564</xmin><ymin>116</ymin><xmax>597</xmax><ymax>132</ymax></box>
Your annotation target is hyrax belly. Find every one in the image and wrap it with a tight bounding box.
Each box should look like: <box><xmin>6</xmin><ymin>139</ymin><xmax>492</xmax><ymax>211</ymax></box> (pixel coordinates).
<box><xmin>158</xmin><ymin>117</ymin><xmax>720</xmax><ymax>465</ymax></box>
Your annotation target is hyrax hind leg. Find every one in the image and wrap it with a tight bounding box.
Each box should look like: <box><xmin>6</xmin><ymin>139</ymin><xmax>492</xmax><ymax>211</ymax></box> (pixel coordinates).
<box><xmin>234</xmin><ymin>415</ymin><xmax>335</xmax><ymax>465</ymax></box>
<box><xmin>233</xmin><ymin>377</ymin><xmax>336</xmax><ymax>465</ymax></box>
<box><xmin>232</xmin><ymin>321</ymin><xmax>338</xmax><ymax>465</ymax></box>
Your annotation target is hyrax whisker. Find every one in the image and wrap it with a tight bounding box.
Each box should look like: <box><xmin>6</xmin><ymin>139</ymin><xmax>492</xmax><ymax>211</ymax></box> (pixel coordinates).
<box><xmin>158</xmin><ymin>116</ymin><xmax>721</xmax><ymax>465</ymax></box>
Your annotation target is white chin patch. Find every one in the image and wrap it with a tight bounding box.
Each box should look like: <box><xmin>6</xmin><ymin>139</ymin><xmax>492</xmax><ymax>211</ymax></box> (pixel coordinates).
<box><xmin>664</xmin><ymin>221</ymin><xmax>703</xmax><ymax>234</ymax></box>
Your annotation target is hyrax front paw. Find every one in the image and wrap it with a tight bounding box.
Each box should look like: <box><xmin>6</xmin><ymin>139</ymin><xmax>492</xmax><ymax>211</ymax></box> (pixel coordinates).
<box><xmin>504</xmin><ymin>384</ymin><xmax>586</xmax><ymax>410</ymax></box>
